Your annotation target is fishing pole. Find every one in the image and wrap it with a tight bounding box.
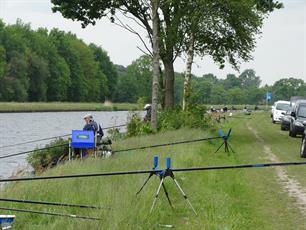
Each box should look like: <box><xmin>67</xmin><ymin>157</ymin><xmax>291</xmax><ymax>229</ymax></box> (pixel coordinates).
<box><xmin>0</xmin><ymin>135</ymin><xmax>223</xmax><ymax>160</ymax></box>
<box><xmin>0</xmin><ymin>198</ymin><xmax>103</xmax><ymax>209</ymax></box>
<box><xmin>0</xmin><ymin>124</ymin><xmax>127</xmax><ymax>149</ymax></box>
<box><xmin>0</xmin><ymin>207</ymin><xmax>102</xmax><ymax>221</ymax></box>
<box><xmin>1</xmin><ymin>161</ymin><xmax>306</xmax><ymax>183</ymax></box>
<box><xmin>113</xmin><ymin>136</ymin><xmax>223</xmax><ymax>153</ymax></box>
<box><xmin>0</xmin><ymin>143</ymin><xmax>68</xmax><ymax>160</ymax></box>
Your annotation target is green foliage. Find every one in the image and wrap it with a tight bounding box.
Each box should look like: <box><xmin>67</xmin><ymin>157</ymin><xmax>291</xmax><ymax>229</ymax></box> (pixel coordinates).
<box><xmin>127</xmin><ymin>106</ymin><xmax>211</xmax><ymax>137</ymax></box>
<box><xmin>158</xmin><ymin>105</ymin><xmax>210</xmax><ymax>131</ymax></box>
<box><xmin>272</xmin><ymin>78</ymin><xmax>306</xmax><ymax>101</ymax></box>
<box><xmin>126</xmin><ymin>113</ymin><xmax>154</xmax><ymax>137</ymax></box>
<box><xmin>27</xmin><ymin>138</ymin><xmax>69</xmax><ymax>172</ymax></box>
<box><xmin>0</xmin><ymin>19</ymin><xmax>117</xmax><ymax>102</ymax></box>
<box><xmin>107</xmin><ymin>128</ymin><xmax>125</xmax><ymax>141</ymax></box>
<box><xmin>51</xmin><ymin>0</ymin><xmax>282</xmax><ymax>109</ymax></box>
<box><xmin>113</xmin><ymin>55</ymin><xmax>152</xmax><ymax>103</ymax></box>
<box><xmin>137</xmin><ymin>97</ymin><xmax>146</xmax><ymax>109</ymax></box>
<box><xmin>175</xmin><ymin>70</ymin><xmax>305</xmax><ymax>105</ymax></box>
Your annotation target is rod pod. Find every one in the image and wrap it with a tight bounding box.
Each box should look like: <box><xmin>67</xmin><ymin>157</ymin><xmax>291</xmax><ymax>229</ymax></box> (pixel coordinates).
<box><xmin>215</xmin><ymin>128</ymin><xmax>235</xmax><ymax>154</ymax></box>
<box><xmin>137</xmin><ymin>156</ymin><xmax>197</xmax><ymax>215</ymax></box>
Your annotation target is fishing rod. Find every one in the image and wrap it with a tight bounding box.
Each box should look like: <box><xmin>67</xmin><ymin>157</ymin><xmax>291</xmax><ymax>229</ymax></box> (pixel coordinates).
<box><xmin>1</xmin><ymin>161</ymin><xmax>306</xmax><ymax>183</ymax></box>
<box><xmin>0</xmin><ymin>124</ymin><xmax>127</xmax><ymax>150</ymax></box>
<box><xmin>0</xmin><ymin>198</ymin><xmax>103</xmax><ymax>209</ymax></box>
<box><xmin>113</xmin><ymin>136</ymin><xmax>223</xmax><ymax>153</ymax></box>
<box><xmin>0</xmin><ymin>135</ymin><xmax>223</xmax><ymax>160</ymax></box>
<box><xmin>0</xmin><ymin>143</ymin><xmax>68</xmax><ymax>160</ymax></box>
<box><xmin>0</xmin><ymin>207</ymin><xmax>102</xmax><ymax>221</ymax></box>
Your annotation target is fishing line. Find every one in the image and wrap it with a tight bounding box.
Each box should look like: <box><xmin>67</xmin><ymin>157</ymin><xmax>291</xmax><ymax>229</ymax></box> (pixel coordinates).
<box><xmin>0</xmin><ymin>207</ymin><xmax>101</xmax><ymax>221</ymax></box>
<box><xmin>0</xmin><ymin>135</ymin><xmax>222</xmax><ymax>160</ymax></box>
<box><xmin>0</xmin><ymin>124</ymin><xmax>127</xmax><ymax>149</ymax></box>
<box><xmin>0</xmin><ymin>198</ymin><xmax>104</xmax><ymax>209</ymax></box>
<box><xmin>113</xmin><ymin>136</ymin><xmax>223</xmax><ymax>153</ymax></box>
<box><xmin>0</xmin><ymin>143</ymin><xmax>68</xmax><ymax>160</ymax></box>
<box><xmin>1</xmin><ymin>161</ymin><xmax>306</xmax><ymax>183</ymax></box>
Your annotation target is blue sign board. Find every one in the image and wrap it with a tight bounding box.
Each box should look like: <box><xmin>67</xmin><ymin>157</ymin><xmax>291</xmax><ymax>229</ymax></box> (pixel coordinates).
<box><xmin>266</xmin><ymin>92</ymin><xmax>272</xmax><ymax>101</ymax></box>
<box><xmin>71</xmin><ymin>130</ymin><xmax>95</xmax><ymax>149</ymax></box>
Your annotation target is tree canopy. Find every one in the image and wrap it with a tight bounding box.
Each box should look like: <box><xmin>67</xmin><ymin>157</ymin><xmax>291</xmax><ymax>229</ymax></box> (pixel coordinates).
<box><xmin>0</xmin><ymin>19</ymin><xmax>303</xmax><ymax>106</ymax></box>
<box><xmin>0</xmin><ymin>19</ymin><xmax>117</xmax><ymax>102</ymax></box>
<box><xmin>51</xmin><ymin>0</ymin><xmax>282</xmax><ymax>109</ymax></box>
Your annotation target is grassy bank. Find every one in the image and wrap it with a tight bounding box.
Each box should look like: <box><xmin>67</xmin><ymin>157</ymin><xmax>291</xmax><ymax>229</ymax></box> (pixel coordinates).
<box><xmin>1</xmin><ymin>113</ymin><xmax>305</xmax><ymax>229</ymax></box>
<box><xmin>0</xmin><ymin>102</ymin><xmax>268</xmax><ymax>113</ymax></box>
<box><xmin>0</xmin><ymin>102</ymin><xmax>139</xmax><ymax>112</ymax></box>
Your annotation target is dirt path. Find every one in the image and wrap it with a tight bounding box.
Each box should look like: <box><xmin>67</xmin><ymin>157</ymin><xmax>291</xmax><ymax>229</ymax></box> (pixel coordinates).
<box><xmin>247</xmin><ymin>123</ymin><xmax>306</xmax><ymax>215</ymax></box>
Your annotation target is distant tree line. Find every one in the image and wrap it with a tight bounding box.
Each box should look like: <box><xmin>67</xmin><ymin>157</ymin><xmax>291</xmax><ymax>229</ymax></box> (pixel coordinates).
<box><xmin>0</xmin><ymin>19</ymin><xmax>117</xmax><ymax>102</ymax></box>
<box><xmin>1</xmin><ymin>20</ymin><xmax>305</xmax><ymax>105</ymax></box>
<box><xmin>115</xmin><ymin>56</ymin><xmax>306</xmax><ymax>105</ymax></box>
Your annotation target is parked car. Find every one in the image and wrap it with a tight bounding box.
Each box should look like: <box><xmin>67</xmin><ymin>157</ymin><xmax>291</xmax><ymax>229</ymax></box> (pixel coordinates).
<box><xmin>271</xmin><ymin>103</ymin><xmax>275</xmax><ymax>118</ymax></box>
<box><xmin>290</xmin><ymin>96</ymin><xmax>306</xmax><ymax>107</ymax></box>
<box><xmin>271</xmin><ymin>100</ymin><xmax>290</xmax><ymax>123</ymax></box>
<box><xmin>280</xmin><ymin>108</ymin><xmax>292</xmax><ymax>131</ymax></box>
<box><xmin>289</xmin><ymin>100</ymin><xmax>306</xmax><ymax>137</ymax></box>
<box><xmin>300</xmin><ymin>131</ymin><xmax>306</xmax><ymax>158</ymax></box>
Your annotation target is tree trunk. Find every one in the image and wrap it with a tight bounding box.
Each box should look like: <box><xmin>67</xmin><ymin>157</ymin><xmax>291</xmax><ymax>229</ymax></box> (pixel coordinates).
<box><xmin>183</xmin><ymin>33</ymin><xmax>195</xmax><ymax>111</ymax></box>
<box><xmin>163</xmin><ymin>58</ymin><xmax>175</xmax><ymax>109</ymax></box>
<box><xmin>150</xmin><ymin>0</ymin><xmax>160</xmax><ymax>131</ymax></box>
<box><xmin>158</xmin><ymin>66</ymin><xmax>165</xmax><ymax>109</ymax></box>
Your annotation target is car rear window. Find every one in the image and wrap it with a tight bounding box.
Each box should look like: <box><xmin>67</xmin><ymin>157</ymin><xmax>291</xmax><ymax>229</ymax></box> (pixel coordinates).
<box><xmin>297</xmin><ymin>105</ymin><xmax>306</xmax><ymax>118</ymax></box>
<box><xmin>276</xmin><ymin>103</ymin><xmax>290</xmax><ymax>111</ymax></box>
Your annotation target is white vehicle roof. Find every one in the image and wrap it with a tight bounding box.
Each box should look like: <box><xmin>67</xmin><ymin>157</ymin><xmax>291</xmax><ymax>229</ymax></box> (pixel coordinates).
<box><xmin>275</xmin><ymin>100</ymin><xmax>290</xmax><ymax>105</ymax></box>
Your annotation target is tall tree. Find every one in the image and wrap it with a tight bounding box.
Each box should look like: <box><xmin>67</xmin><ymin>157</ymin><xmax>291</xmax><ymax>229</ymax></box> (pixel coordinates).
<box><xmin>28</xmin><ymin>52</ymin><xmax>49</xmax><ymax>101</ymax></box>
<box><xmin>181</xmin><ymin>0</ymin><xmax>282</xmax><ymax>110</ymax></box>
<box><xmin>50</xmin><ymin>0</ymin><xmax>191</xmax><ymax>108</ymax></box>
<box><xmin>89</xmin><ymin>44</ymin><xmax>117</xmax><ymax>99</ymax></box>
<box><xmin>151</xmin><ymin>0</ymin><xmax>160</xmax><ymax>130</ymax></box>
<box><xmin>239</xmin><ymin>69</ymin><xmax>261</xmax><ymax>89</ymax></box>
<box><xmin>272</xmin><ymin>78</ymin><xmax>306</xmax><ymax>101</ymax></box>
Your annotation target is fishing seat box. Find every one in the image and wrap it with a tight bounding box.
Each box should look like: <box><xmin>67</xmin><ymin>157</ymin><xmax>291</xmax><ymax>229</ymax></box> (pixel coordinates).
<box><xmin>71</xmin><ymin>130</ymin><xmax>95</xmax><ymax>149</ymax></box>
<box><xmin>0</xmin><ymin>215</ymin><xmax>15</xmax><ymax>229</ymax></box>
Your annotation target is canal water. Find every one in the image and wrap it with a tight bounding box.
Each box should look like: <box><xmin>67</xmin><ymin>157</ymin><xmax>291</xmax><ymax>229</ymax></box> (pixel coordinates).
<box><xmin>0</xmin><ymin>111</ymin><xmax>142</xmax><ymax>178</ymax></box>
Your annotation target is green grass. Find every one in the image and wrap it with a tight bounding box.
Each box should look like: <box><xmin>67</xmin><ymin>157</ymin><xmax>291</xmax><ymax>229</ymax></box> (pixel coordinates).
<box><xmin>1</xmin><ymin>113</ymin><xmax>305</xmax><ymax>229</ymax></box>
<box><xmin>0</xmin><ymin>103</ymin><xmax>268</xmax><ymax>113</ymax></box>
<box><xmin>0</xmin><ymin>102</ymin><xmax>139</xmax><ymax>112</ymax></box>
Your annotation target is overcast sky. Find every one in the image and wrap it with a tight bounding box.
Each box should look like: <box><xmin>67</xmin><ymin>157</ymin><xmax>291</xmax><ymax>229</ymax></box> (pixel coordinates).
<box><xmin>0</xmin><ymin>0</ymin><xmax>305</xmax><ymax>85</ymax></box>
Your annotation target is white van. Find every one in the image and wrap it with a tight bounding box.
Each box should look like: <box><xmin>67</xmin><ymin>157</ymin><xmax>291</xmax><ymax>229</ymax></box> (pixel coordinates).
<box><xmin>272</xmin><ymin>100</ymin><xmax>290</xmax><ymax>123</ymax></box>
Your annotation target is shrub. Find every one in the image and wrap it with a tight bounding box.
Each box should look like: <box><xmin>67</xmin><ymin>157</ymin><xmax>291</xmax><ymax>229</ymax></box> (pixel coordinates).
<box><xmin>107</xmin><ymin>128</ymin><xmax>125</xmax><ymax>141</ymax></box>
<box><xmin>158</xmin><ymin>105</ymin><xmax>210</xmax><ymax>131</ymax></box>
<box><xmin>126</xmin><ymin>105</ymin><xmax>212</xmax><ymax>137</ymax></box>
<box><xmin>126</xmin><ymin>113</ymin><xmax>154</xmax><ymax>137</ymax></box>
<box><xmin>27</xmin><ymin>138</ymin><xmax>69</xmax><ymax>172</ymax></box>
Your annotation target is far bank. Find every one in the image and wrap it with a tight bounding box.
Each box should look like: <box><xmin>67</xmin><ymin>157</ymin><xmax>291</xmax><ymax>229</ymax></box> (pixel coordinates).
<box><xmin>0</xmin><ymin>102</ymin><xmax>140</xmax><ymax>113</ymax></box>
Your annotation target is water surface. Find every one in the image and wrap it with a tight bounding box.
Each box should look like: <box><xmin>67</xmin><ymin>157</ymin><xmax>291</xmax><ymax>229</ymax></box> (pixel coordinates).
<box><xmin>0</xmin><ymin>111</ymin><xmax>140</xmax><ymax>178</ymax></box>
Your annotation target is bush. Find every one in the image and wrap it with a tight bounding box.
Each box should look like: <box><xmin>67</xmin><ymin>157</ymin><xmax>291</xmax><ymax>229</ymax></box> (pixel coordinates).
<box><xmin>107</xmin><ymin>128</ymin><xmax>125</xmax><ymax>141</ymax></box>
<box><xmin>158</xmin><ymin>105</ymin><xmax>211</xmax><ymax>131</ymax></box>
<box><xmin>126</xmin><ymin>113</ymin><xmax>154</xmax><ymax>137</ymax></box>
<box><xmin>126</xmin><ymin>106</ymin><xmax>212</xmax><ymax>137</ymax></box>
<box><xmin>27</xmin><ymin>138</ymin><xmax>69</xmax><ymax>172</ymax></box>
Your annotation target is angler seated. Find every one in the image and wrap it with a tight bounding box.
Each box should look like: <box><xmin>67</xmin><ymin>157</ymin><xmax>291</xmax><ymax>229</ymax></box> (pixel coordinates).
<box><xmin>83</xmin><ymin>114</ymin><xmax>99</xmax><ymax>133</ymax></box>
<box><xmin>83</xmin><ymin>114</ymin><xmax>111</xmax><ymax>152</ymax></box>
